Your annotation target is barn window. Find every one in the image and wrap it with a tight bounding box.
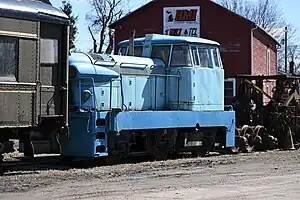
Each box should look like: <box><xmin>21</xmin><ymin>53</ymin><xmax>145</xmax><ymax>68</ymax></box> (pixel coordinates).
<box><xmin>224</xmin><ymin>78</ymin><xmax>236</xmax><ymax>97</ymax></box>
<box><xmin>40</xmin><ymin>38</ymin><xmax>58</xmax><ymax>64</ymax></box>
<box><xmin>151</xmin><ymin>45</ymin><xmax>170</xmax><ymax>65</ymax></box>
<box><xmin>0</xmin><ymin>36</ymin><xmax>18</xmax><ymax>81</ymax></box>
<box><xmin>170</xmin><ymin>45</ymin><xmax>192</xmax><ymax>67</ymax></box>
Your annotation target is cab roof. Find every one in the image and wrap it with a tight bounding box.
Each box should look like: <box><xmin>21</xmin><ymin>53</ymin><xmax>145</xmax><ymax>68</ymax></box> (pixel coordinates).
<box><xmin>118</xmin><ymin>34</ymin><xmax>220</xmax><ymax>46</ymax></box>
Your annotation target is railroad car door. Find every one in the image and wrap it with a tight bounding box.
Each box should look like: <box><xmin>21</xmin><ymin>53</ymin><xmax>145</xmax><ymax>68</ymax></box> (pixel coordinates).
<box><xmin>39</xmin><ymin>22</ymin><xmax>69</xmax><ymax>130</ymax></box>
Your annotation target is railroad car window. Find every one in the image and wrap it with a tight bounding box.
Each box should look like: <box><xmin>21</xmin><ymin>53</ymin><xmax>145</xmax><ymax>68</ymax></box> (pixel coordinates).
<box><xmin>212</xmin><ymin>48</ymin><xmax>220</xmax><ymax>68</ymax></box>
<box><xmin>40</xmin><ymin>38</ymin><xmax>58</xmax><ymax>64</ymax></box>
<box><xmin>197</xmin><ymin>47</ymin><xmax>210</xmax><ymax>68</ymax></box>
<box><xmin>151</xmin><ymin>45</ymin><xmax>170</xmax><ymax>65</ymax></box>
<box><xmin>170</xmin><ymin>45</ymin><xmax>192</xmax><ymax>67</ymax></box>
<box><xmin>191</xmin><ymin>46</ymin><xmax>200</xmax><ymax>66</ymax></box>
<box><xmin>0</xmin><ymin>36</ymin><xmax>18</xmax><ymax>81</ymax></box>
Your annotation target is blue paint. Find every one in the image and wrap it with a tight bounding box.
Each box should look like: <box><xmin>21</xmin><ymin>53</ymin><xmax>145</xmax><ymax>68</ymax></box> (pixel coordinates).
<box><xmin>108</xmin><ymin>110</ymin><xmax>235</xmax><ymax>147</ymax></box>
<box><xmin>63</xmin><ymin>34</ymin><xmax>236</xmax><ymax>158</ymax></box>
<box><xmin>166</xmin><ymin>67</ymin><xmax>225</xmax><ymax>111</ymax></box>
<box><xmin>60</xmin><ymin>112</ymin><xmax>108</xmax><ymax>157</ymax></box>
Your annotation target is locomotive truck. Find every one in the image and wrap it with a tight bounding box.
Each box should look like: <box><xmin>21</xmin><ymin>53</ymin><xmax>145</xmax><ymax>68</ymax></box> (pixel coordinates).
<box><xmin>0</xmin><ymin>0</ymin><xmax>235</xmax><ymax>163</ymax></box>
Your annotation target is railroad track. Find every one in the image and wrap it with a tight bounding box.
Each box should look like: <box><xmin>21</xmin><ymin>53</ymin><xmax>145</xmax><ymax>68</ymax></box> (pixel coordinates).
<box><xmin>0</xmin><ymin>151</ymin><xmax>224</xmax><ymax>175</ymax></box>
<box><xmin>0</xmin><ymin>156</ymin><xmax>64</xmax><ymax>175</ymax></box>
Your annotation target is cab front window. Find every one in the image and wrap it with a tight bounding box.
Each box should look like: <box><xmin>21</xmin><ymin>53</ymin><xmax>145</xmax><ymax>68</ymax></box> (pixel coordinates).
<box><xmin>191</xmin><ymin>45</ymin><xmax>210</xmax><ymax>68</ymax></box>
<box><xmin>198</xmin><ymin>47</ymin><xmax>210</xmax><ymax>68</ymax></box>
<box><xmin>170</xmin><ymin>45</ymin><xmax>192</xmax><ymax>67</ymax></box>
<box><xmin>211</xmin><ymin>47</ymin><xmax>222</xmax><ymax>68</ymax></box>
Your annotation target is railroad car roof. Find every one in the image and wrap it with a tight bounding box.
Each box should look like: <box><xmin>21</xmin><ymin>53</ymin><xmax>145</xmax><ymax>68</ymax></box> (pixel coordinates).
<box><xmin>0</xmin><ymin>0</ymin><xmax>69</xmax><ymax>24</ymax></box>
<box><xmin>118</xmin><ymin>34</ymin><xmax>220</xmax><ymax>46</ymax></box>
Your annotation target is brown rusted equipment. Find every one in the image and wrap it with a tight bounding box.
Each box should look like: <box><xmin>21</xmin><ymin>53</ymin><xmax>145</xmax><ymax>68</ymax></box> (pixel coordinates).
<box><xmin>232</xmin><ymin>74</ymin><xmax>300</xmax><ymax>152</ymax></box>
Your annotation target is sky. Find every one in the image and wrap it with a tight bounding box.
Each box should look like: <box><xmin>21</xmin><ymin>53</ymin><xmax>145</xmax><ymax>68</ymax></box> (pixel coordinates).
<box><xmin>50</xmin><ymin>0</ymin><xmax>300</xmax><ymax>52</ymax></box>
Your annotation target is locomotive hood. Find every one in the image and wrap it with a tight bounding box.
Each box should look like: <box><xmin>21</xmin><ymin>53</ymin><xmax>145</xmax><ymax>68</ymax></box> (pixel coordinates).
<box><xmin>69</xmin><ymin>53</ymin><xmax>119</xmax><ymax>82</ymax></box>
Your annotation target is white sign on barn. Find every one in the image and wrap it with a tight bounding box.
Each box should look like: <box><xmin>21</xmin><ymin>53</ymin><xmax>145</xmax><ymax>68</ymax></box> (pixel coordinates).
<box><xmin>163</xmin><ymin>6</ymin><xmax>200</xmax><ymax>37</ymax></box>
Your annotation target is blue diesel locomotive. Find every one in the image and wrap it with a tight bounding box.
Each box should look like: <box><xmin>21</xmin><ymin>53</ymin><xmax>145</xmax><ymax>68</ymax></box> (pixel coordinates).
<box><xmin>60</xmin><ymin>34</ymin><xmax>236</xmax><ymax>160</ymax></box>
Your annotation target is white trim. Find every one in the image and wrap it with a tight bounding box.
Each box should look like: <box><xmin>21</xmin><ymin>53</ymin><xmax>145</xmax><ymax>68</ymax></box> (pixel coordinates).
<box><xmin>266</xmin><ymin>48</ymin><xmax>271</xmax><ymax>75</ymax></box>
<box><xmin>224</xmin><ymin>78</ymin><xmax>236</xmax><ymax>97</ymax></box>
<box><xmin>0</xmin><ymin>30</ymin><xmax>38</xmax><ymax>39</ymax></box>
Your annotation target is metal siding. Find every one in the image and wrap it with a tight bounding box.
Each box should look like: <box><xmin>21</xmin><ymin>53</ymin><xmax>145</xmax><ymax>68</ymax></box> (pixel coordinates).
<box><xmin>19</xmin><ymin>92</ymin><xmax>33</xmax><ymax>125</ymax></box>
<box><xmin>0</xmin><ymin>90</ymin><xmax>33</xmax><ymax>127</ymax></box>
<box><xmin>19</xmin><ymin>39</ymin><xmax>37</xmax><ymax>82</ymax></box>
<box><xmin>0</xmin><ymin>17</ymin><xmax>38</xmax><ymax>38</ymax></box>
<box><xmin>111</xmin><ymin>0</ymin><xmax>252</xmax><ymax>78</ymax></box>
<box><xmin>0</xmin><ymin>92</ymin><xmax>18</xmax><ymax>127</ymax></box>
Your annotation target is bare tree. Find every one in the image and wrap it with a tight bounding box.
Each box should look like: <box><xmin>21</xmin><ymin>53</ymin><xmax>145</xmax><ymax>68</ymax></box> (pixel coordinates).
<box><xmin>86</xmin><ymin>0</ymin><xmax>123</xmax><ymax>53</ymax></box>
<box><xmin>215</xmin><ymin>0</ymin><xmax>299</xmax><ymax>72</ymax></box>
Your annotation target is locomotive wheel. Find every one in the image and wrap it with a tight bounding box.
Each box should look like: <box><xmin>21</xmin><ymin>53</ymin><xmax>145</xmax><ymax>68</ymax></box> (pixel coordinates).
<box><xmin>149</xmin><ymin>132</ymin><xmax>170</xmax><ymax>161</ymax></box>
<box><xmin>60</xmin><ymin>155</ymin><xmax>74</xmax><ymax>165</ymax></box>
<box><xmin>23</xmin><ymin>140</ymin><xmax>34</xmax><ymax>157</ymax></box>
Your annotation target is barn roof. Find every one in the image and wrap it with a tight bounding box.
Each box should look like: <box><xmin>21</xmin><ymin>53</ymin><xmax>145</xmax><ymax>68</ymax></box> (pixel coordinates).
<box><xmin>109</xmin><ymin>0</ymin><xmax>280</xmax><ymax>46</ymax></box>
<box><xmin>0</xmin><ymin>0</ymin><xmax>69</xmax><ymax>24</ymax></box>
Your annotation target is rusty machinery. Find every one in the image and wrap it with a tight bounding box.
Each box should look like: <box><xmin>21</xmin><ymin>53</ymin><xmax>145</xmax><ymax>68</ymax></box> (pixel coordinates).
<box><xmin>232</xmin><ymin>74</ymin><xmax>300</xmax><ymax>152</ymax></box>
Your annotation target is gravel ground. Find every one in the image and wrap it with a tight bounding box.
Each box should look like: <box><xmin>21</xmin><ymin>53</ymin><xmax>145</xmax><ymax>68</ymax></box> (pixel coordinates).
<box><xmin>1</xmin><ymin>150</ymin><xmax>300</xmax><ymax>200</ymax></box>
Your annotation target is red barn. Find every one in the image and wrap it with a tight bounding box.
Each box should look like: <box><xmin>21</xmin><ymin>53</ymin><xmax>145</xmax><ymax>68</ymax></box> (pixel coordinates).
<box><xmin>109</xmin><ymin>0</ymin><xmax>279</xmax><ymax>104</ymax></box>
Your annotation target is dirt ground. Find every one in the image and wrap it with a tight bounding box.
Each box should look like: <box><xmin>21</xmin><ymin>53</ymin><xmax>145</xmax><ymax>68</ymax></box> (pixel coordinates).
<box><xmin>1</xmin><ymin>150</ymin><xmax>300</xmax><ymax>200</ymax></box>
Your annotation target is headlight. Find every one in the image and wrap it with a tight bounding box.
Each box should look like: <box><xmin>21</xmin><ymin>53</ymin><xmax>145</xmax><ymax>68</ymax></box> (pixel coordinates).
<box><xmin>82</xmin><ymin>90</ymin><xmax>92</xmax><ymax>102</ymax></box>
